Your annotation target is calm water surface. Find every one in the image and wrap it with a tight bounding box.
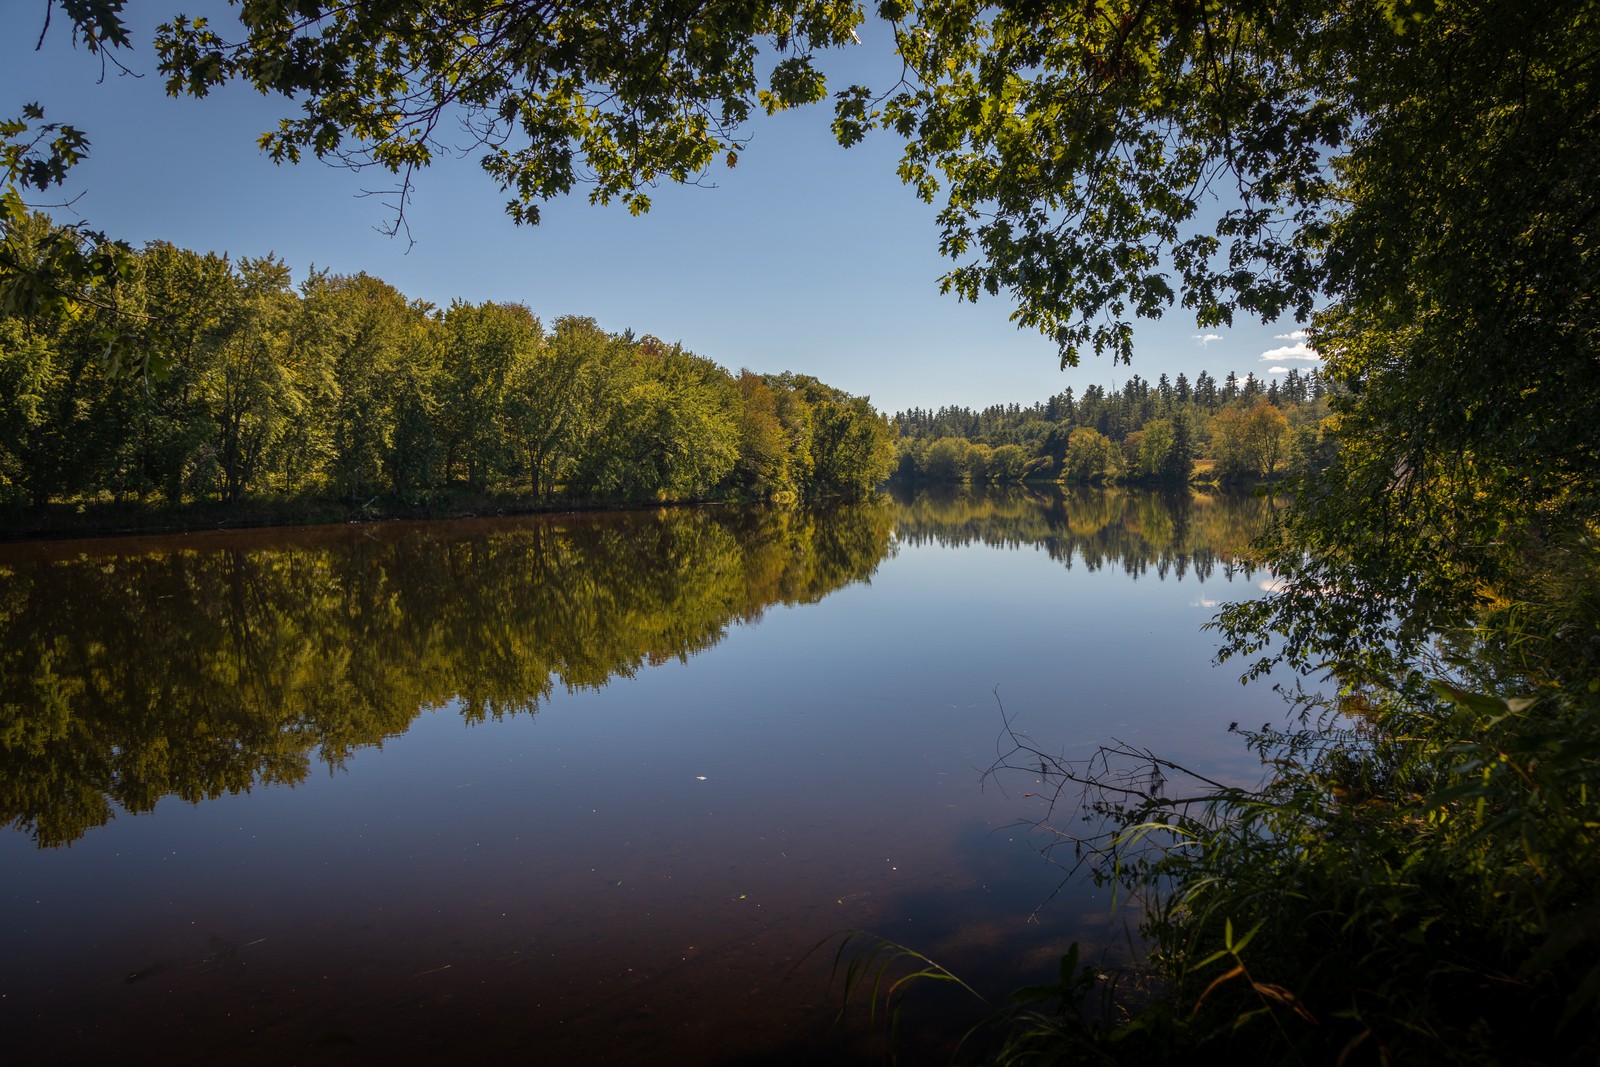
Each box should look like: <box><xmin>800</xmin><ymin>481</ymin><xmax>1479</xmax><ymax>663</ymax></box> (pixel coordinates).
<box><xmin>1</xmin><ymin>487</ymin><xmax>1287</xmax><ymax>1063</ymax></box>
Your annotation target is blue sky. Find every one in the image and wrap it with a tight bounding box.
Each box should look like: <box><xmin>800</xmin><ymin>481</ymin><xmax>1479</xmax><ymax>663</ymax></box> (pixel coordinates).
<box><xmin>3</xmin><ymin>5</ymin><xmax>1319</xmax><ymax>413</ymax></box>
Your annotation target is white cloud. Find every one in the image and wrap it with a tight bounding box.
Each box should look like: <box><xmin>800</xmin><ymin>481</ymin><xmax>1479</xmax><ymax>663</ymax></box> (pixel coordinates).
<box><xmin>1267</xmin><ymin>366</ymin><xmax>1290</xmax><ymax>373</ymax></box>
<box><xmin>1259</xmin><ymin>341</ymin><xmax>1320</xmax><ymax>362</ymax></box>
<box><xmin>1274</xmin><ymin>329</ymin><xmax>1310</xmax><ymax>341</ymax></box>
<box><xmin>1192</xmin><ymin>332</ymin><xmax>1223</xmax><ymax>347</ymax></box>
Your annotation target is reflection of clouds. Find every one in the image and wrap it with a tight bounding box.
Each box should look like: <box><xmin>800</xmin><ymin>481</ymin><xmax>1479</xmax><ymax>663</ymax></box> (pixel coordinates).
<box><xmin>1259</xmin><ymin>576</ymin><xmax>1287</xmax><ymax>593</ymax></box>
<box><xmin>1193</xmin><ymin>597</ymin><xmax>1221</xmax><ymax>608</ymax></box>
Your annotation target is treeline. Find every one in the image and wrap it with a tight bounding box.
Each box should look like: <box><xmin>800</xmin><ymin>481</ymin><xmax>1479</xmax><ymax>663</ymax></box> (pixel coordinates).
<box><xmin>892</xmin><ymin>368</ymin><xmax>1335</xmax><ymax>485</ymax></box>
<box><xmin>0</xmin><ymin>214</ymin><xmax>894</xmax><ymax>513</ymax></box>
<box><xmin>0</xmin><ymin>500</ymin><xmax>895</xmax><ymax>848</ymax></box>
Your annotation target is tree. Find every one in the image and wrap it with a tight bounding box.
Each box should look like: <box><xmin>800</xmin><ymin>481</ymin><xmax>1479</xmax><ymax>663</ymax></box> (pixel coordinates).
<box><xmin>503</xmin><ymin>314</ymin><xmax>609</xmax><ymax>498</ymax></box>
<box><xmin>1</xmin><ymin>105</ymin><xmax>134</xmax><ymax>365</ymax></box>
<box><xmin>1220</xmin><ymin>372</ymin><xmax>1240</xmax><ymax>404</ymax></box>
<box><xmin>1160</xmin><ymin>411</ymin><xmax>1194</xmax><ymax>485</ymax></box>
<box><xmin>800</xmin><ymin>381</ymin><xmax>895</xmax><ymax>498</ymax></box>
<box><xmin>987</xmin><ymin>443</ymin><xmax>1027</xmax><ymax>483</ymax></box>
<box><xmin>0</xmin><ymin>212</ymin><xmax>98</xmax><ymax>506</ymax></box>
<box><xmin>1207</xmin><ymin>405</ymin><xmax>1247</xmax><ymax>482</ymax></box>
<box><xmin>609</xmin><ymin>338</ymin><xmax>741</xmax><ymax>499</ymax></box>
<box><xmin>1218</xmin><ymin>1</ymin><xmax>1600</xmax><ymax>679</ymax></box>
<box><xmin>963</xmin><ymin>440</ymin><xmax>992</xmax><ymax>484</ymax></box>
<box><xmin>156</xmin><ymin>1</ymin><xmax>865</xmax><ymax>225</ymax></box>
<box><xmin>1239</xmin><ymin>399</ymin><xmax>1288</xmax><ymax>481</ymax></box>
<box><xmin>109</xmin><ymin>241</ymin><xmax>236</xmax><ymax>503</ymax></box>
<box><xmin>209</xmin><ymin>255</ymin><xmax>298</xmax><ymax>503</ymax></box>
<box><xmin>384</xmin><ymin>330</ymin><xmax>444</xmax><ymax>501</ymax></box>
<box><xmin>438</xmin><ymin>301</ymin><xmax>538</xmax><ymax>490</ymax></box>
<box><xmin>731</xmin><ymin>370</ymin><xmax>793</xmax><ymax>499</ymax></box>
<box><xmin>1208</xmin><ymin>399</ymin><xmax>1286</xmax><ymax>482</ymax></box>
<box><xmin>922</xmin><ymin>436</ymin><xmax>971</xmax><ymax>482</ymax></box>
<box><xmin>1061</xmin><ymin>427</ymin><xmax>1115</xmax><ymax>484</ymax></box>
<box><xmin>1136</xmin><ymin>419</ymin><xmax>1176</xmax><ymax>482</ymax></box>
<box><xmin>766</xmin><ymin>375</ymin><xmax>817</xmax><ymax>493</ymax></box>
<box><xmin>0</xmin><ymin>318</ymin><xmax>58</xmax><ymax>505</ymax></box>
<box><xmin>294</xmin><ymin>272</ymin><xmax>426</xmax><ymax>504</ymax></box>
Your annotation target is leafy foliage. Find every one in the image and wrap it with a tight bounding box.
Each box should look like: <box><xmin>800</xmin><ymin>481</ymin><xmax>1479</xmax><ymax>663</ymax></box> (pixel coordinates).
<box><xmin>0</xmin><ymin>226</ymin><xmax>895</xmax><ymax>511</ymax></box>
<box><xmin>958</xmin><ymin>668</ymin><xmax>1590</xmax><ymax>1065</ymax></box>
<box><xmin>0</xmin><ymin>172</ymin><xmax>134</xmax><ymax>368</ymax></box>
<box><xmin>152</xmin><ymin>0</ymin><xmax>866</xmax><ymax>226</ymax></box>
<box><xmin>1208</xmin><ymin>1</ymin><xmax>1600</xmax><ymax>688</ymax></box>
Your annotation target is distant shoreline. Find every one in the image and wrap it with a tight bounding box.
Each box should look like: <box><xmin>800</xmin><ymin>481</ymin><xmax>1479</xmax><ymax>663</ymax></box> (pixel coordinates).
<box><xmin>0</xmin><ymin>481</ymin><xmax>1278</xmax><ymax>546</ymax></box>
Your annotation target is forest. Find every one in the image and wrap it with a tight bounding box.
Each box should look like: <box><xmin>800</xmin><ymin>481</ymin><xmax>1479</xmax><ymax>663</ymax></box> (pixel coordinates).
<box><xmin>0</xmin><ymin>214</ymin><xmax>895</xmax><ymax>521</ymax></box>
<box><xmin>890</xmin><ymin>367</ymin><xmax>1333</xmax><ymax>484</ymax></box>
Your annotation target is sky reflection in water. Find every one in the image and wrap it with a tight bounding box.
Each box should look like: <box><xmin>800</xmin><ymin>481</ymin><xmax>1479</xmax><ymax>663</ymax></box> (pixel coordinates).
<box><xmin>0</xmin><ymin>487</ymin><xmax>1289</xmax><ymax>1064</ymax></box>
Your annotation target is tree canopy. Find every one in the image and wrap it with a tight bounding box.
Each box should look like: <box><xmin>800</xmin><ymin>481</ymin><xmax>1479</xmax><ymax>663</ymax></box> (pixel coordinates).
<box><xmin>8</xmin><ymin>4</ymin><xmax>1588</xmax><ymax>354</ymax></box>
<box><xmin>154</xmin><ymin>0</ymin><xmax>868</xmax><ymax>224</ymax></box>
<box><xmin>0</xmin><ymin>227</ymin><xmax>894</xmax><ymax>511</ymax></box>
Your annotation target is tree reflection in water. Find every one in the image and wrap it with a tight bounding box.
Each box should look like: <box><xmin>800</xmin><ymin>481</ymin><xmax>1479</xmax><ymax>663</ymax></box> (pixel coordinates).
<box><xmin>0</xmin><ymin>503</ymin><xmax>895</xmax><ymax>847</ymax></box>
<box><xmin>0</xmin><ymin>486</ymin><xmax>1271</xmax><ymax>849</ymax></box>
<box><xmin>891</xmin><ymin>483</ymin><xmax>1274</xmax><ymax>581</ymax></box>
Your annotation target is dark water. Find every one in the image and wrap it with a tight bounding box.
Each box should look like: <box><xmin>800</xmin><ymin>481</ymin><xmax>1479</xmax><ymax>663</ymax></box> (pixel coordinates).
<box><xmin>0</xmin><ymin>487</ymin><xmax>1286</xmax><ymax>1063</ymax></box>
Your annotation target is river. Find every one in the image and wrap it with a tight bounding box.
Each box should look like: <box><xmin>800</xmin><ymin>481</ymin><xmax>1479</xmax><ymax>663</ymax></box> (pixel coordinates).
<box><xmin>0</xmin><ymin>485</ymin><xmax>1289</xmax><ymax>1063</ymax></box>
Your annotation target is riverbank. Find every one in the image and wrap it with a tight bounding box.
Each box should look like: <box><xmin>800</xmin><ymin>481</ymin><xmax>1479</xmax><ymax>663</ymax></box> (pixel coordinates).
<box><xmin>0</xmin><ymin>489</ymin><xmax>736</xmax><ymax>544</ymax></box>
